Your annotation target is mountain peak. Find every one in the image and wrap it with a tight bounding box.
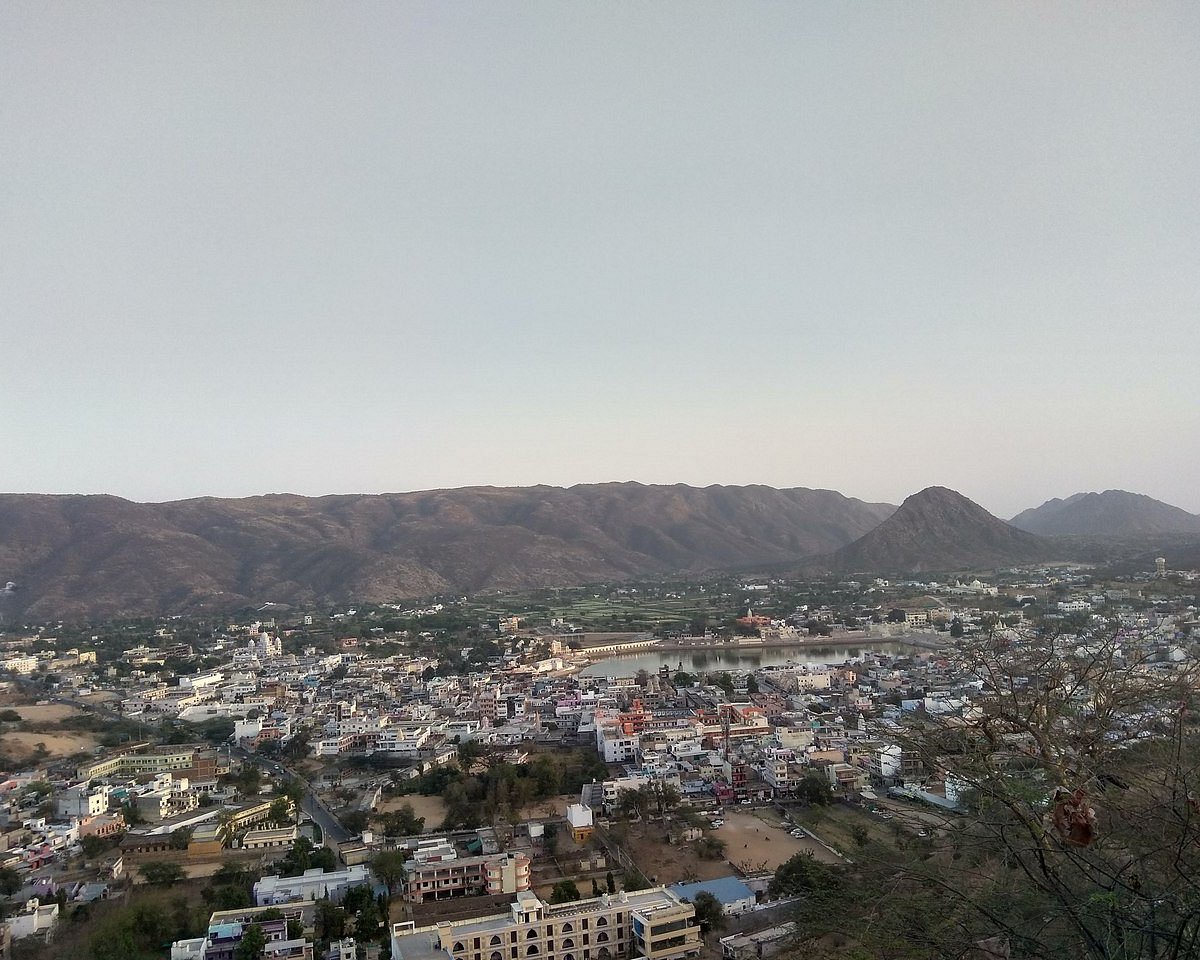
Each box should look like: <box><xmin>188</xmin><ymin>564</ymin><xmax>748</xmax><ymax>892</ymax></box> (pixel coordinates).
<box><xmin>1010</xmin><ymin>490</ymin><xmax>1200</xmax><ymax>537</ymax></box>
<box><xmin>817</xmin><ymin>486</ymin><xmax>1051</xmax><ymax>574</ymax></box>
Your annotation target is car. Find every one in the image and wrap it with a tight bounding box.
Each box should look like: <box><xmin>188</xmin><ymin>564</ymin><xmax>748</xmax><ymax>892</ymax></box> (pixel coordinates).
<box><xmin>917</xmin><ymin>830</ymin><xmax>929</xmax><ymax>838</ymax></box>
<box><xmin>740</xmin><ymin>799</ymin><xmax>752</xmax><ymax>805</ymax></box>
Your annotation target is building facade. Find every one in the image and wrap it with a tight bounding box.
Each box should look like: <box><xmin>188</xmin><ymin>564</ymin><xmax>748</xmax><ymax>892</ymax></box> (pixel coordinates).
<box><xmin>392</xmin><ymin>888</ymin><xmax>700</xmax><ymax>960</ymax></box>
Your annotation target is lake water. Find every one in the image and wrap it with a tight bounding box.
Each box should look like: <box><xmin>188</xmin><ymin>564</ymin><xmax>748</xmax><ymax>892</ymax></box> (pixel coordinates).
<box><xmin>576</xmin><ymin>641</ymin><xmax>920</xmax><ymax>677</ymax></box>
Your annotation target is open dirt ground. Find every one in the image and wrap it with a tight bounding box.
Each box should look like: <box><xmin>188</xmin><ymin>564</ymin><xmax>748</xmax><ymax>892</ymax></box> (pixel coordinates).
<box><xmin>0</xmin><ymin>730</ymin><xmax>99</xmax><ymax>759</ymax></box>
<box><xmin>713</xmin><ymin>810</ymin><xmax>842</xmax><ymax>870</ymax></box>
<box><xmin>618</xmin><ymin>822</ymin><xmax>737</xmax><ymax>885</ymax></box>
<box><xmin>9</xmin><ymin>704</ymin><xmax>84</xmax><ymax>723</ymax></box>
<box><xmin>377</xmin><ymin>794</ymin><xmax>448</xmax><ymax>827</ymax></box>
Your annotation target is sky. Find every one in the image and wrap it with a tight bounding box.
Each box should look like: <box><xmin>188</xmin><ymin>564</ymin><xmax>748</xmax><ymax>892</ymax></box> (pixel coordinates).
<box><xmin>2</xmin><ymin>2</ymin><xmax>1198</xmax><ymax>519</ymax></box>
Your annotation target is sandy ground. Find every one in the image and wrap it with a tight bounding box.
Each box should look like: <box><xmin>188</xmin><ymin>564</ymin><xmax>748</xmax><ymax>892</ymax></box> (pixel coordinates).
<box><xmin>10</xmin><ymin>704</ymin><xmax>83</xmax><ymax>722</ymax></box>
<box><xmin>520</xmin><ymin>793</ymin><xmax>577</xmax><ymax>819</ymax></box>
<box><xmin>620</xmin><ymin>822</ymin><xmax>736</xmax><ymax>885</ymax></box>
<box><xmin>713</xmin><ymin>811</ymin><xmax>842</xmax><ymax>870</ymax></box>
<box><xmin>377</xmin><ymin>793</ymin><xmax>448</xmax><ymax>827</ymax></box>
<box><xmin>0</xmin><ymin>730</ymin><xmax>99</xmax><ymax>759</ymax></box>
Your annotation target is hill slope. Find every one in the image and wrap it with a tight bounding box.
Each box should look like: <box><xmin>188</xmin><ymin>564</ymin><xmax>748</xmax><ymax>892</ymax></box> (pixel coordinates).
<box><xmin>1010</xmin><ymin>490</ymin><xmax>1200</xmax><ymax>537</ymax></box>
<box><xmin>0</xmin><ymin>483</ymin><xmax>895</xmax><ymax>620</ymax></box>
<box><xmin>815</xmin><ymin>486</ymin><xmax>1053</xmax><ymax>574</ymax></box>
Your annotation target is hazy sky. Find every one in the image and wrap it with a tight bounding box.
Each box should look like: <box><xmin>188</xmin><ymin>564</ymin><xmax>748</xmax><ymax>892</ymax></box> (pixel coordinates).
<box><xmin>3</xmin><ymin>3</ymin><xmax>1197</xmax><ymax>518</ymax></box>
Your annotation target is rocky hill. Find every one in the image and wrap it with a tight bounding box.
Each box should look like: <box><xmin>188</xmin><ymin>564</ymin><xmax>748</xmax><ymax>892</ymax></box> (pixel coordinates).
<box><xmin>1010</xmin><ymin>490</ymin><xmax>1200</xmax><ymax>537</ymax></box>
<box><xmin>0</xmin><ymin>483</ymin><xmax>895</xmax><ymax>620</ymax></box>
<box><xmin>813</xmin><ymin>486</ymin><xmax>1054</xmax><ymax>574</ymax></box>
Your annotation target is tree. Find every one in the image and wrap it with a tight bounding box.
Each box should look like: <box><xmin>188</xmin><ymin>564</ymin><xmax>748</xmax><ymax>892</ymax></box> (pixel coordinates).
<box><xmin>281</xmin><ymin>778</ymin><xmax>306</xmax><ymax>808</ymax></box>
<box><xmin>235</xmin><ymin>922</ymin><xmax>267</xmax><ymax>960</ymax></box>
<box><xmin>878</xmin><ymin>625</ymin><xmax>1200</xmax><ymax>960</ymax></box>
<box><xmin>456</xmin><ymin>738</ymin><xmax>485</xmax><ymax>772</ymax></box>
<box><xmin>622</xmin><ymin>869</ymin><xmax>649</xmax><ymax>892</ymax></box>
<box><xmin>777</xmin><ymin>624</ymin><xmax>1200</xmax><ymax>960</ymax></box>
<box><xmin>697</xmin><ymin>835</ymin><xmax>726</xmax><ymax>860</ymax></box>
<box><xmin>81</xmin><ymin>833</ymin><xmax>120</xmax><ymax>858</ymax></box>
<box><xmin>0</xmin><ymin>867</ymin><xmax>21</xmax><ymax>895</ymax></box>
<box><xmin>690</xmin><ymin>891</ymin><xmax>726</xmax><ymax>934</ymax></box>
<box><xmin>168</xmin><ymin>826</ymin><xmax>193</xmax><ymax>849</ymax></box>
<box><xmin>634</xmin><ymin>669</ymin><xmax>651</xmax><ymax>688</ymax></box>
<box><xmin>550</xmin><ymin>879</ymin><xmax>581</xmax><ymax>904</ymax></box>
<box><xmin>379</xmin><ymin>802</ymin><xmax>425</xmax><ymax>836</ymax></box>
<box><xmin>714</xmin><ymin>673</ymin><xmax>734</xmax><ymax>696</ymax></box>
<box><xmin>745</xmin><ymin>675</ymin><xmax>759</xmax><ymax>695</ymax></box>
<box><xmin>796</xmin><ymin>774</ymin><xmax>830</xmax><ymax>806</ymax></box>
<box><xmin>268</xmin><ymin>797</ymin><xmax>293</xmax><ymax>826</ymax></box>
<box><xmin>949</xmin><ymin>617</ymin><xmax>964</xmax><ymax>638</ymax></box>
<box><xmin>316</xmin><ymin>900</ymin><xmax>347</xmax><ymax>940</ymax></box>
<box><xmin>606</xmin><ymin>870</ymin><xmax>616</xmax><ymax>894</ymax></box>
<box><xmin>372</xmin><ymin>849</ymin><xmax>410</xmax><ymax>895</ymax></box>
<box><xmin>673</xmin><ymin>671</ymin><xmax>694</xmax><ymax>687</ymax></box>
<box><xmin>768</xmin><ymin>851</ymin><xmax>839</xmax><ymax>899</ymax></box>
<box><xmin>141</xmin><ymin>860</ymin><xmax>185</xmax><ymax>887</ymax></box>
<box><xmin>340</xmin><ymin>809</ymin><xmax>369</xmax><ymax>834</ymax></box>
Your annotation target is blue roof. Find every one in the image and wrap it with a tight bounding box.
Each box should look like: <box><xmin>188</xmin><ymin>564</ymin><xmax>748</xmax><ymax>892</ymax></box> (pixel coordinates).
<box><xmin>668</xmin><ymin>876</ymin><xmax>754</xmax><ymax>906</ymax></box>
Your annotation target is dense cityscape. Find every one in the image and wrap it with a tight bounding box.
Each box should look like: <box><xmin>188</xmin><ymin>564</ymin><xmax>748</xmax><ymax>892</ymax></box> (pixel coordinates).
<box><xmin>0</xmin><ymin>554</ymin><xmax>1195</xmax><ymax>959</ymax></box>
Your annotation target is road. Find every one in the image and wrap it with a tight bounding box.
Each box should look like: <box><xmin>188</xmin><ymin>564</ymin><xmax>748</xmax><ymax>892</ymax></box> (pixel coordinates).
<box><xmin>232</xmin><ymin>747</ymin><xmax>352</xmax><ymax>851</ymax></box>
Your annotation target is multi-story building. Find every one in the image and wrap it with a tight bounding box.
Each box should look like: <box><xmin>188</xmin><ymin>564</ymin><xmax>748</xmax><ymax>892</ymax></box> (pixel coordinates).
<box><xmin>79</xmin><ymin>745</ymin><xmax>217</xmax><ymax>781</ymax></box>
<box><xmin>57</xmin><ymin>784</ymin><xmax>110</xmax><ymax>819</ymax></box>
<box><xmin>391</xmin><ymin>888</ymin><xmax>701</xmax><ymax>960</ymax></box>
<box><xmin>402</xmin><ymin>851</ymin><xmax>531</xmax><ymax>904</ymax></box>
<box><xmin>171</xmin><ymin>916</ymin><xmax>311</xmax><ymax>960</ymax></box>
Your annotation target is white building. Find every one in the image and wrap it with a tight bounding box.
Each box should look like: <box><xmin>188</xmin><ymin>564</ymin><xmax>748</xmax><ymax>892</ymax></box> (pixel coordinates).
<box><xmin>255</xmin><ymin>865</ymin><xmax>372</xmax><ymax>906</ymax></box>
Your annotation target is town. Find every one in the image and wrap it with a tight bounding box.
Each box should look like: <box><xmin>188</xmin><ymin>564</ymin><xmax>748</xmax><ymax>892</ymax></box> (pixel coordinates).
<box><xmin>0</xmin><ymin>556</ymin><xmax>1195</xmax><ymax>960</ymax></box>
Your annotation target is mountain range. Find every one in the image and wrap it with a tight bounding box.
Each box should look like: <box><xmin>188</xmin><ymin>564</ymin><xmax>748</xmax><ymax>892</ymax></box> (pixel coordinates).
<box><xmin>1</xmin><ymin>483</ymin><xmax>1195</xmax><ymax>621</ymax></box>
<box><xmin>1010</xmin><ymin>490</ymin><xmax>1200</xmax><ymax>537</ymax></box>
<box><xmin>0</xmin><ymin>484</ymin><xmax>893</xmax><ymax>621</ymax></box>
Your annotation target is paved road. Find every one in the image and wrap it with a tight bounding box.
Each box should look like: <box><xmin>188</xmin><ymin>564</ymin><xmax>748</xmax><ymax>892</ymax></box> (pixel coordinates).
<box><xmin>232</xmin><ymin>747</ymin><xmax>352</xmax><ymax>852</ymax></box>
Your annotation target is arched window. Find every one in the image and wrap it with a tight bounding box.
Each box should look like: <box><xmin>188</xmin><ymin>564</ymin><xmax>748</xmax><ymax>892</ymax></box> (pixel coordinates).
<box><xmin>491</xmin><ymin>938</ymin><xmax>502</xmax><ymax>946</ymax></box>
<box><xmin>454</xmin><ymin>944</ymin><xmax>465</xmax><ymax>953</ymax></box>
<box><xmin>527</xmin><ymin>930</ymin><xmax>539</xmax><ymax>939</ymax></box>
<box><xmin>596</xmin><ymin>917</ymin><xmax>608</xmax><ymax>927</ymax></box>
<box><xmin>491</xmin><ymin>952</ymin><xmax>503</xmax><ymax>960</ymax></box>
<box><xmin>597</xmin><ymin>949</ymin><xmax>611</xmax><ymax>960</ymax></box>
<box><xmin>561</xmin><ymin>923</ymin><xmax>573</xmax><ymax>933</ymax></box>
<box><xmin>563</xmin><ymin>939</ymin><xmax>575</xmax><ymax>949</ymax></box>
<box><xmin>564</xmin><ymin>953</ymin><xmax>576</xmax><ymax>960</ymax></box>
<box><xmin>527</xmin><ymin>947</ymin><xmax>540</xmax><ymax>956</ymax></box>
<box><xmin>596</xmin><ymin>933</ymin><xmax>609</xmax><ymax>944</ymax></box>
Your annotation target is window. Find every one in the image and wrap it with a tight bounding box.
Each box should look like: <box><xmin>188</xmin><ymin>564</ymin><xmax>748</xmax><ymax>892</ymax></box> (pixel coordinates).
<box><xmin>561</xmin><ymin>923</ymin><xmax>573</xmax><ymax>933</ymax></box>
<box><xmin>491</xmin><ymin>938</ymin><xmax>502</xmax><ymax>946</ymax></box>
<box><xmin>527</xmin><ymin>948</ymin><xmax>539</xmax><ymax>956</ymax></box>
<box><xmin>563</xmin><ymin>940</ymin><xmax>574</xmax><ymax>949</ymax></box>
<box><xmin>527</xmin><ymin>930</ymin><xmax>539</xmax><ymax>940</ymax></box>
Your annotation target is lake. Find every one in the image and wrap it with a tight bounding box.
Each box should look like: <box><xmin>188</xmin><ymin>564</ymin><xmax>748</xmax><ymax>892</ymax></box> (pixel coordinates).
<box><xmin>576</xmin><ymin>640</ymin><xmax>923</xmax><ymax>677</ymax></box>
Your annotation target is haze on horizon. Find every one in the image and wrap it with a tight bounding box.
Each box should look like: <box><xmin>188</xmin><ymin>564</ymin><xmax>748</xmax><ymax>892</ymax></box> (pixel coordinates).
<box><xmin>3</xmin><ymin>3</ymin><xmax>1197</xmax><ymax>520</ymax></box>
